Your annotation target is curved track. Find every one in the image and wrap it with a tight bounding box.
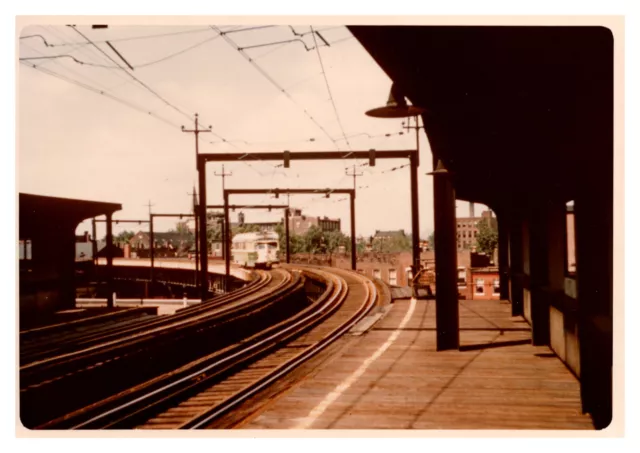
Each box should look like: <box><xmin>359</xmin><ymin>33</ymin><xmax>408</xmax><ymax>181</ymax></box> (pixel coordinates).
<box><xmin>21</xmin><ymin>268</ymin><xmax>305</xmax><ymax>429</ymax></box>
<box><xmin>42</xmin><ymin>265</ymin><xmax>378</xmax><ymax>430</ymax></box>
<box><xmin>19</xmin><ymin>271</ymin><xmax>268</xmax><ymax>366</ymax></box>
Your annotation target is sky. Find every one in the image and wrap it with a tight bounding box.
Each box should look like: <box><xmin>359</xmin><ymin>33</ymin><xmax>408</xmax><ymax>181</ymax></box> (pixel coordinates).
<box><xmin>17</xmin><ymin>21</ymin><xmax>487</xmax><ymax>239</ymax></box>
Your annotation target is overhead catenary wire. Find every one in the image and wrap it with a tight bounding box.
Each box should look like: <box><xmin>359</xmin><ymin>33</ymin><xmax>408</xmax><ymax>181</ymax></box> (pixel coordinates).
<box><xmin>68</xmin><ymin>26</ymin><xmax>211</xmax><ymax>130</ymax></box>
<box><xmin>211</xmin><ymin>25</ymin><xmax>340</xmax><ymax>151</ymax></box>
<box><xmin>22</xmin><ymin>28</ymin><xmax>275</xmax><ymax>71</ymax></box>
<box><xmin>23</xmin><ymin>25</ymin><xmax>275</xmax><ymax>48</ymax></box>
<box><xmin>45</xmin><ymin>25</ymin><xmax>136</xmax><ymax>90</ymax></box>
<box><xmin>19</xmin><ymin>40</ymin><xmax>115</xmax><ymax>93</ymax></box>
<box><xmin>21</xmin><ymin>33</ymin><xmax>223</xmax><ymax>70</ymax></box>
<box><xmin>66</xmin><ymin>25</ymin><xmax>244</xmax><ymax>148</ymax></box>
<box><xmin>25</xmin><ymin>27</ymin><xmax>213</xmax><ymax>47</ymax></box>
<box><xmin>20</xmin><ymin>61</ymin><xmax>180</xmax><ymax>129</ymax></box>
<box><xmin>309</xmin><ymin>26</ymin><xmax>351</xmax><ymax>154</ymax></box>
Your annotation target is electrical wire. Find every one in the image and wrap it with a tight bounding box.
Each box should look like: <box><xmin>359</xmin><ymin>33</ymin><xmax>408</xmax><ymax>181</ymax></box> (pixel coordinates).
<box><xmin>19</xmin><ymin>54</ymin><xmax>121</xmax><ymax>68</ymax></box>
<box><xmin>44</xmin><ymin>26</ymin><xmax>135</xmax><ymax>90</ymax></box>
<box><xmin>310</xmin><ymin>25</ymin><xmax>351</xmax><ymax>154</ymax></box>
<box><xmin>212</xmin><ymin>25</ymin><xmax>340</xmax><ymax>150</ymax></box>
<box><xmin>22</xmin><ymin>33</ymin><xmax>224</xmax><ymax>70</ymax></box>
<box><xmin>20</xmin><ymin>40</ymin><xmax>115</xmax><ymax>93</ymax></box>
<box><xmin>135</xmin><ymin>34</ymin><xmax>222</xmax><ymax>68</ymax></box>
<box><xmin>381</xmin><ymin>163</ymin><xmax>411</xmax><ymax>173</ymax></box>
<box><xmin>20</xmin><ymin>34</ymin><xmax>52</xmax><ymax>47</ymax></box>
<box><xmin>66</xmin><ymin>25</ymin><xmax>236</xmax><ymax>146</ymax></box>
<box><xmin>32</xmin><ymin>27</ymin><xmax>214</xmax><ymax>47</ymax></box>
<box><xmin>20</xmin><ymin>61</ymin><xmax>180</xmax><ymax>129</ymax></box>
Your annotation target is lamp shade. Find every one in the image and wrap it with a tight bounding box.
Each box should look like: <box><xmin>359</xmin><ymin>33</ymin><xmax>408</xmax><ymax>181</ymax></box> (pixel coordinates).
<box><xmin>427</xmin><ymin>159</ymin><xmax>452</xmax><ymax>176</ymax></box>
<box><xmin>366</xmin><ymin>83</ymin><xmax>426</xmax><ymax>118</ymax></box>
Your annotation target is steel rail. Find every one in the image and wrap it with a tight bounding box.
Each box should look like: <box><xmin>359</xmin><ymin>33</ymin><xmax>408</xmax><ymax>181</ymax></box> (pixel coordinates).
<box><xmin>22</xmin><ymin>269</ymin><xmax>305</xmax><ymax>428</ymax></box>
<box><xmin>20</xmin><ymin>271</ymin><xmax>287</xmax><ymax>379</ymax></box>
<box><xmin>20</xmin><ymin>271</ymin><xmax>270</xmax><ymax>365</ymax></box>
<box><xmin>44</xmin><ymin>269</ymin><xmax>340</xmax><ymax>429</ymax></box>
<box><xmin>54</xmin><ymin>267</ymin><xmax>377</xmax><ymax>430</ymax></box>
<box><xmin>33</xmin><ymin>269</ymin><xmax>309</xmax><ymax>429</ymax></box>
<box><xmin>187</xmin><ymin>267</ymin><xmax>377</xmax><ymax>429</ymax></box>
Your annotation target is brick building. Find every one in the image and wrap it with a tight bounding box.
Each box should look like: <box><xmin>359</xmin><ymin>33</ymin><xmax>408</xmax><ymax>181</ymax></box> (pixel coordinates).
<box><xmin>456</xmin><ymin>208</ymin><xmax>497</xmax><ymax>251</ymax></box>
<box><xmin>459</xmin><ymin>267</ymin><xmax>501</xmax><ymax>300</ymax></box>
<box><xmin>75</xmin><ymin>231</ymin><xmax>93</xmax><ymax>262</ymax></box>
<box><xmin>288</xmin><ymin>208</ymin><xmax>341</xmax><ymax>236</ymax></box>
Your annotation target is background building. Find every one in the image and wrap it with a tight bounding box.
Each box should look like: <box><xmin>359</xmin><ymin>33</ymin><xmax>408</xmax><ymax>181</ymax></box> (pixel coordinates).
<box><xmin>288</xmin><ymin>208</ymin><xmax>341</xmax><ymax>235</ymax></box>
<box><xmin>456</xmin><ymin>206</ymin><xmax>497</xmax><ymax>251</ymax></box>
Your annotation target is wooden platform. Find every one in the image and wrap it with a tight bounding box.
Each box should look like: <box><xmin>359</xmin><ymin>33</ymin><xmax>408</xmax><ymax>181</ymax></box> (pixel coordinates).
<box><xmin>240</xmin><ymin>298</ymin><xmax>594</xmax><ymax>430</ymax></box>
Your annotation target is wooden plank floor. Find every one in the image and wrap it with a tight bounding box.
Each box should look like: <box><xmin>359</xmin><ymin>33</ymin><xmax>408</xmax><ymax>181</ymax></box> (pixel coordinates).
<box><xmin>240</xmin><ymin>298</ymin><xmax>594</xmax><ymax>430</ymax></box>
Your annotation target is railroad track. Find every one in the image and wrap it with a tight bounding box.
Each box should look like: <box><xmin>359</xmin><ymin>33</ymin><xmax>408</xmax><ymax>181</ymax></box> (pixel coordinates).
<box><xmin>20</xmin><ymin>268</ymin><xmax>307</xmax><ymax>429</ymax></box>
<box><xmin>34</xmin><ymin>266</ymin><xmax>378</xmax><ymax>430</ymax></box>
<box><xmin>19</xmin><ymin>270</ymin><xmax>268</xmax><ymax>366</ymax></box>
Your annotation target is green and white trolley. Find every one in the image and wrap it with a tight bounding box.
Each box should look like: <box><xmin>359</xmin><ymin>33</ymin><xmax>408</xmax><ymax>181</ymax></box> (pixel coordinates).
<box><xmin>231</xmin><ymin>231</ymin><xmax>280</xmax><ymax>269</ymax></box>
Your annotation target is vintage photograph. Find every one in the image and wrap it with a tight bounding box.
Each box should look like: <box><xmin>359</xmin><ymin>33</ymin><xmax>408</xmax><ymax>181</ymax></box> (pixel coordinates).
<box><xmin>16</xmin><ymin>18</ymin><xmax>620</xmax><ymax>433</ymax></box>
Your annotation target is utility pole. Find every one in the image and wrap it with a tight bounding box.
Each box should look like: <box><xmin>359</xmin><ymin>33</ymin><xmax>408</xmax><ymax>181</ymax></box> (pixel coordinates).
<box><xmin>182</xmin><ymin>113</ymin><xmax>211</xmax><ymax>300</ymax></box>
<box><xmin>146</xmin><ymin>200</ymin><xmax>155</xmax><ymax>289</ymax></box>
<box><xmin>182</xmin><ymin>113</ymin><xmax>212</xmax><ymax>170</ymax></box>
<box><xmin>345</xmin><ymin>164</ymin><xmax>363</xmax><ymax>191</ymax></box>
<box><xmin>189</xmin><ymin>186</ymin><xmax>199</xmax><ymax>289</ymax></box>
<box><xmin>214</xmin><ymin>164</ymin><xmax>233</xmax><ymax>259</ymax></box>
<box><xmin>92</xmin><ymin>217</ymin><xmax>98</xmax><ymax>265</ymax></box>
<box><xmin>345</xmin><ymin>164</ymin><xmax>363</xmax><ymax>269</ymax></box>
<box><xmin>403</xmin><ymin>115</ymin><xmax>424</xmax><ymax>277</ymax></box>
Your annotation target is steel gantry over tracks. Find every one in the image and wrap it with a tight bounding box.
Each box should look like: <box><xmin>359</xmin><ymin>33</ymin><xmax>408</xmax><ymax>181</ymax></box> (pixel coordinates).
<box><xmin>196</xmin><ymin>149</ymin><xmax>421</xmax><ymax>301</ymax></box>
<box><xmin>221</xmin><ymin>188</ymin><xmax>357</xmax><ymax>287</ymax></box>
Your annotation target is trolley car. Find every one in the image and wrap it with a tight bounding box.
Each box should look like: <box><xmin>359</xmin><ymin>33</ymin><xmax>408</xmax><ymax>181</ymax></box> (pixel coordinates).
<box><xmin>231</xmin><ymin>231</ymin><xmax>280</xmax><ymax>269</ymax></box>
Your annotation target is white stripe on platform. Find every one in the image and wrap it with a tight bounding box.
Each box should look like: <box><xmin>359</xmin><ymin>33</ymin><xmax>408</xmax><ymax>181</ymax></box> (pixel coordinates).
<box><xmin>292</xmin><ymin>297</ymin><xmax>417</xmax><ymax>429</ymax></box>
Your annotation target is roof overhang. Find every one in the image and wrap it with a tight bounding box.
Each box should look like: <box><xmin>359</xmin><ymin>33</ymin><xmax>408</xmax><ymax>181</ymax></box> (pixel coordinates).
<box><xmin>349</xmin><ymin>26</ymin><xmax>613</xmax><ymax>210</ymax></box>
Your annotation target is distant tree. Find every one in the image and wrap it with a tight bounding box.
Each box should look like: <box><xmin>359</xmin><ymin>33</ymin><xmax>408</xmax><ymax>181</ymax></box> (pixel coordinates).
<box><xmin>356</xmin><ymin>236</ymin><xmax>368</xmax><ymax>254</ymax></box>
<box><xmin>232</xmin><ymin>224</ymin><xmax>261</xmax><ymax>235</ymax></box>
<box><xmin>302</xmin><ymin>225</ymin><xmax>324</xmax><ymax>255</ymax></box>
<box><xmin>324</xmin><ymin>230</ymin><xmax>347</xmax><ymax>254</ymax></box>
<box><xmin>175</xmin><ymin>220</ymin><xmax>191</xmax><ymax>235</ymax></box>
<box><xmin>205</xmin><ymin>213</ymin><xmax>223</xmax><ymax>250</ymax></box>
<box><xmin>114</xmin><ymin>230</ymin><xmax>135</xmax><ymax>246</ymax></box>
<box><xmin>475</xmin><ymin>218</ymin><xmax>499</xmax><ymax>257</ymax></box>
<box><xmin>372</xmin><ymin>232</ymin><xmax>412</xmax><ymax>253</ymax></box>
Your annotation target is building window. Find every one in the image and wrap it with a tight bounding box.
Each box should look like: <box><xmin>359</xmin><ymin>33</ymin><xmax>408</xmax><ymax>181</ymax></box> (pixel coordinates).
<box><xmin>373</xmin><ymin>269</ymin><xmax>381</xmax><ymax>280</ymax></box>
<box><xmin>475</xmin><ymin>278</ymin><xmax>485</xmax><ymax>295</ymax></box>
<box><xmin>457</xmin><ymin>268</ymin><xmax>466</xmax><ymax>285</ymax></box>
<box><xmin>493</xmin><ymin>279</ymin><xmax>500</xmax><ymax>295</ymax></box>
<box><xmin>19</xmin><ymin>239</ymin><xmax>32</xmax><ymax>260</ymax></box>
<box><xmin>566</xmin><ymin>201</ymin><xmax>576</xmax><ymax>275</ymax></box>
<box><xmin>389</xmin><ymin>269</ymin><xmax>397</xmax><ymax>285</ymax></box>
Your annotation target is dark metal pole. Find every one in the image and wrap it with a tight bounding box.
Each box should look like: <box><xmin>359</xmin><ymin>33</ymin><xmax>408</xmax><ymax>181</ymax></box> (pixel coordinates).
<box><xmin>91</xmin><ymin>217</ymin><xmax>97</xmax><ymax>265</ymax></box>
<box><xmin>198</xmin><ymin>159</ymin><xmax>208</xmax><ymax>301</ymax></box>
<box><xmin>432</xmin><ymin>159</ymin><xmax>459</xmax><ymax>351</ymax></box>
<box><xmin>193</xmin><ymin>196</ymin><xmax>199</xmax><ymax>288</ymax></box>
<box><xmin>221</xmin><ymin>210</ymin><xmax>226</xmax><ymax>261</ymax></box>
<box><xmin>224</xmin><ymin>191</ymin><xmax>231</xmax><ymax>290</ymax></box>
<box><xmin>410</xmin><ymin>152</ymin><xmax>421</xmax><ymax>275</ymax></box>
<box><xmin>285</xmin><ymin>207</ymin><xmax>290</xmax><ymax>264</ymax></box>
<box><xmin>497</xmin><ymin>211</ymin><xmax>511</xmax><ymax>301</ymax></box>
<box><xmin>350</xmin><ymin>192</ymin><xmax>356</xmax><ymax>271</ymax></box>
<box><xmin>508</xmin><ymin>212</ymin><xmax>524</xmax><ymax>316</ymax></box>
<box><xmin>105</xmin><ymin>213</ymin><xmax>114</xmax><ymax>308</ymax></box>
<box><xmin>149</xmin><ymin>213</ymin><xmax>155</xmax><ymax>290</ymax></box>
<box><xmin>215</xmin><ymin>164</ymin><xmax>232</xmax><ymax>260</ymax></box>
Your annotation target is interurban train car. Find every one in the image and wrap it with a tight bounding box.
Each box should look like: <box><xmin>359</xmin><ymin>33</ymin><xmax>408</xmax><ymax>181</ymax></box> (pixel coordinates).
<box><xmin>231</xmin><ymin>231</ymin><xmax>280</xmax><ymax>269</ymax></box>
